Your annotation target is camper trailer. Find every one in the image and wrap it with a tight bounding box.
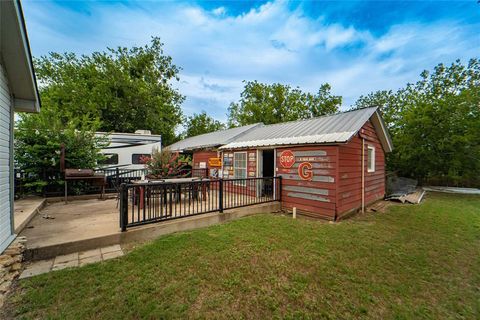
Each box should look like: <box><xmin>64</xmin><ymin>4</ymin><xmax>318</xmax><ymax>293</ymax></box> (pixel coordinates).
<box><xmin>96</xmin><ymin>130</ymin><xmax>162</xmax><ymax>170</ymax></box>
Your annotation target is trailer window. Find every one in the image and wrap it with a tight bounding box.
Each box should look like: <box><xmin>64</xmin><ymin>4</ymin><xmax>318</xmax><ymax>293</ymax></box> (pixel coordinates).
<box><xmin>367</xmin><ymin>146</ymin><xmax>375</xmax><ymax>173</ymax></box>
<box><xmin>132</xmin><ymin>154</ymin><xmax>151</xmax><ymax>164</ymax></box>
<box><xmin>99</xmin><ymin>153</ymin><xmax>118</xmax><ymax>165</ymax></box>
<box><xmin>234</xmin><ymin>152</ymin><xmax>247</xmax><ymax>185</ymax></box>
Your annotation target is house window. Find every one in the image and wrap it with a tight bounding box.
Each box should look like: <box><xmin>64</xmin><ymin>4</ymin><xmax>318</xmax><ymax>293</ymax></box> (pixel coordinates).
<box><xmin>234</xmin><ymin>152</ymin><xmax>247</xmax><ymax>185</ymax></box>
<box><xmin>367</xmin><ymin>146</ymin><xmax>375</xmax><ymax>173</ymax></box>
<box><xmin>132</xmin><ymin>154</ymin><xmax>151</xmax><ymax>165</ymax></box>
<box><xmin>99</xmin><ymin>153</ymin><xmax>119</xmax><ymax>165</ymax></box>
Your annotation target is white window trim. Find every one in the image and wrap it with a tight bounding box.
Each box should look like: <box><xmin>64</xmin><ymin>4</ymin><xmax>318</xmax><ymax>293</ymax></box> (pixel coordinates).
<box><xmin>367</xmin><ymin>145</ymin><xmax>375</xmax><ymax>173</ymax></box>
<box><xmin>233</xmin><ymin>151</ymin><xmax>247</xmax><ymax>185</ymax></box>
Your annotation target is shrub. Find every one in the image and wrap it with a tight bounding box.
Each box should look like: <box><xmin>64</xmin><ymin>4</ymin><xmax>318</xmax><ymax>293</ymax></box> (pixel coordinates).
<box><xmin>142</xmin><ymin>148</ymin><xmax>190</xmax><ymax>179</ymax></box>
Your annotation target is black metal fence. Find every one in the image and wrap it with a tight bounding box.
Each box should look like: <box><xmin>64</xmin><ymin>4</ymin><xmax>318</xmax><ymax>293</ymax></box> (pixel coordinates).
<box><xmin>14</xmin><ymin>167</ymin><xmax>210</xmax><ymax>197</ymax></box>
<box><xmin>97</xmin><ymin>168</ymin><xmax>209</xmax><ymax>193</ymax></box>
<box><xmin>119</xmin><ymin>176</ymin><xmax>281</xmax><ymax>231</ymax></box>
<box><xmin>96</xmin><ymin>168</ymin><xmax>149</xmax><ymax>193</ymax></box>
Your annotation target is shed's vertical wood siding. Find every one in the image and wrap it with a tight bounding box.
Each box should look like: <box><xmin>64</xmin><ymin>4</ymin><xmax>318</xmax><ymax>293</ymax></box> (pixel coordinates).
<box><xmin>362</xmin><ymin>121</ymin><xmax>386</xmax><ymax>205</ymax></box>
<box><xmin>276</xmin><ymin>146</ymin><xmax>337</xmax><ymax>220</ymax></box>
<box><xmin>0</xmin><ymin>63</ymin><xmax>14</xmax><ymax>252</ymax></box>
<box><xmin>192</xmin><ymin>150</ymin><xmax>218</xmax><ymax>170</ymax></box>
<box><xmin>337</xmin><ymin>121</ymin><xmax>386</xmax><ymax>217</ymax></box>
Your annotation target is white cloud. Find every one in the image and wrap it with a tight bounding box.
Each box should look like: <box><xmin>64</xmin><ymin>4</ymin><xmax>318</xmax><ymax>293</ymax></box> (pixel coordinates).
<box><xmin>212</xmin><ymin>7</ymin><xmax>226</xmax><ymax>17</ymax></box>
<box><xmin>23</xmin><ymin>0</ymin><xmax>480</xmax><ymax>121</ymax></box>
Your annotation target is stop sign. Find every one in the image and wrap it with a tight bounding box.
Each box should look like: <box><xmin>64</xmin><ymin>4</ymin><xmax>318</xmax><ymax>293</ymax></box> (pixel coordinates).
<box><xmin>279</xmin><ymin>150</ymin><xmax>295</xmax><ymax>168</ymax></box>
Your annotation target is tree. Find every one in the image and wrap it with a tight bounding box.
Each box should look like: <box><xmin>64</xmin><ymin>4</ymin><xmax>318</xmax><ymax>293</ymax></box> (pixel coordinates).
<box><xmin>353</xmin><ymin>90</ymin><xmax>400</xmax><ymax>131</ymax></box>
<box><xmin>227</xmin><ymin>81</ymin><xmax>341</xmax><ymax>127</ymax></box>
<box><xmin>308</xmin><ymin>83</ymin><xmax>343</xmax><ymax>117</ymax></box>
<box><xmin>183</xmin><ymin>111</ymin><xmax>225</xmax><ymax>138</ymax></box>
<box><xmin>353</xmin><ymin>59</ymin><xmax>480</xmax><ymax>186</ymax></box>
<box><xmin>34</xmin><ymin>37</ymin><xmax>184</xmax><ymax>145</ymax></box>
<box><xmin>15</xmin><ymin>107</ymin><xmax>107</xmax><ymax>193</ymax></box>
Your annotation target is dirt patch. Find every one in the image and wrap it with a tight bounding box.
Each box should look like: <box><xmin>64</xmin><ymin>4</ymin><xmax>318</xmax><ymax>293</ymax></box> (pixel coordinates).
<box><xmin>367</xmin><ymin>200</ymin><xmax>396</xmax><ymax>213</ymax></box>
<box><xmin>0</xmin><ymin>272</ymin><xmax>29</xmax><ymax>320</ymax></box>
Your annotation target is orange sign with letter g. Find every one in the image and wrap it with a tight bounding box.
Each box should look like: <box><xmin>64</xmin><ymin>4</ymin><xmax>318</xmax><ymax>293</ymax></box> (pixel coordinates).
<box><xmin>298</xmin><ymin>162</ymin><xmax>313</xmax><ymax>181</ymax></box>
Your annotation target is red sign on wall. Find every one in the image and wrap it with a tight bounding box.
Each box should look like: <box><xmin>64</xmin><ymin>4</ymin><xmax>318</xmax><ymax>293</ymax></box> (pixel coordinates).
<box><xmin>298</xmin><ymin>162</ymin><xmax>313</xmax><ymax>181</ymax></box>
<box><xmin>279</xmin><ymin>150</ymin><xmax>295</xmax><ymax>168</ymax></box>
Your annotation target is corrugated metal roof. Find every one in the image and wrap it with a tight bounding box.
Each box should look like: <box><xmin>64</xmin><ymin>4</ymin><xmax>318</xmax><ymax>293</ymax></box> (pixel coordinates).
<box><xmin>168</xmin><ymin>123</ymin><xmax>262</xmax><ymax>152</ymax></box>
<box><xmin>220</xmin><ymin>107</ymin><xmax>387</xmax><ymax>150</ymax></box>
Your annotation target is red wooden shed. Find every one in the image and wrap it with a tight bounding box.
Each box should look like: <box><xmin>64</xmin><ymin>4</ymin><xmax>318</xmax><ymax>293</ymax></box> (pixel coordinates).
<box><xmin>218</xmin><ymin>107</ymin><xmax>393</xmax><ymax>220</ymax></box>
<box><xmin>168</xmin><ymin>123</ymin><xmax>262</xmax><ymax>177</ymax></box>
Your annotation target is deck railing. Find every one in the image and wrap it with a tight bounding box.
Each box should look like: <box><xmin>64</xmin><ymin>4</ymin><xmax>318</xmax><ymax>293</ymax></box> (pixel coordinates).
<box><xmin>95</xmin><ymin>168</ymin><xmax>149</xmax><ymax>193</ymax></box>
<box><xmin>97</xmin><ymin>168</ymin><xmax>209</xmax><ymax>193</ymax></box>
<box><xmin>14</xmin><ymin>167</ymin><xmax>210</xmax><ymax>197</ymax></box>
<box><xmin>119</xmin><ymin>176</ymin><xmax>281</xmax><ymax>231</ymax></box>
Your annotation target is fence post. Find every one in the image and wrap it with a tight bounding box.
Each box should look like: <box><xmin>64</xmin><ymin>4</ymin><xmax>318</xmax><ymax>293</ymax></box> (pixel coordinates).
<box><xmin>219</xmin><ymin>178</ymin><xmax>223</xmax><ymax>213</ymax></box>
<box><xmin>120</xmin><ymin>183</ymin><xmax>128</xmax><ymax>232</ymax></box>
<box><xmin>115</xmin><ymin>167</ymin><xmax>120</xmax><ymax>186</ymax></box>
<box><xmin>169</xmin><ymin>185</ymin><xmax>173</xmax><ymax>216</ymax></box>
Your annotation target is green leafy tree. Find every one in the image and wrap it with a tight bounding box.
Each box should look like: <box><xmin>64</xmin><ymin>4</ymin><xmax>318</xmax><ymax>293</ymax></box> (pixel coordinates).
<box><xmin>308</xmin><ymin>83</ymin><xmax>343</xmax><ymax>117</ymax></box>
<box><xmin>353</xmin><ymin>59</ymin><xmax>480</xmax><ymax>186</ymax></box>
<box><xmin>183</xmin><ymin>111</ymin><xmax>225</xmax><ymax>138</ymax></box>
<box><xmin>15</xmin><ymin>107</ymin><xmax>108</xmax><ymax>193</ymax></box>
<box><xmin>353</xmin><ymin>90</ymin><xmax>401</xmax><ymax>131</ymax></box>
<box><xmin>227</xmin><ymin>81</ymin><xmax>341</xmax><ymax>127</ymax></box>
<box><xmin>34</xmin><ymin>37</ymin><xmax>184</xmax><ymax>145</ymax></box>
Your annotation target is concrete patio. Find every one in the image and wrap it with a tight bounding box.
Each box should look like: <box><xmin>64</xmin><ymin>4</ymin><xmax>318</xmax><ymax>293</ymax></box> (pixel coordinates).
<box><xmin>21</xmin><ymin>198</ymin><xmax>119</xmax><ymax>249</ymax></box>
<box><xmin>19</xmin><ymin>197</ymin><xmax>280</xmax><ymax>261</ymax></box>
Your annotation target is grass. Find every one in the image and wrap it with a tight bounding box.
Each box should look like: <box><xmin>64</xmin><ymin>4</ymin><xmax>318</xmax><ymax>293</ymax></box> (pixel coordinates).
<box><xmin>6</xmin><ymin>192</ymin><xmax>480</xmax><ymax>319</ymax></box>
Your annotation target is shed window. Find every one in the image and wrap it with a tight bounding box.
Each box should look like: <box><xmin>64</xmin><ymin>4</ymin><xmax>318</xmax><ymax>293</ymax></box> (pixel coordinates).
<box><xmin>132</xmin><ymin>154</ymin><xmax>151</xmax><ymax>165</ymax></box>
<box><xmin>234</xmin><ymin>152</ymin><xmax>247</xmax><ymax>185</ymax></box>
<box><xmin>367</xmin><ymin>146</ymin><xmax>375</xmax><ymax>173</ymax></box>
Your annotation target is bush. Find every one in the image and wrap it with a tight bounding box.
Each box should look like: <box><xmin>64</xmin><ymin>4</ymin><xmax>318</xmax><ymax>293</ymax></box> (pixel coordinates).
<box><xmin>142</xmin><ymin>148</ymin><xmax>190</xmax><ymax>179</ymax></box>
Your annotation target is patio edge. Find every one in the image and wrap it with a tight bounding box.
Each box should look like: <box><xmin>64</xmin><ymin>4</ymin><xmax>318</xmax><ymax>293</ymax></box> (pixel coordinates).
<box><xmin>24</xmin><ymin>201</ymin><xmax>281</xmax><ymax>261</ymax></box>
<box><xmin>14</xmin><ymin>198</ymin><xmax>46</xmax><ymax>234</ymax></box>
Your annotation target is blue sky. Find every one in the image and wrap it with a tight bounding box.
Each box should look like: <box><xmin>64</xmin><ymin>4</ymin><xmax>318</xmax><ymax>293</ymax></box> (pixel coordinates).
<box><xmin>23</xmin><ymin>0</ymin><xmax>480</xmax><ymax>122</ymax></box>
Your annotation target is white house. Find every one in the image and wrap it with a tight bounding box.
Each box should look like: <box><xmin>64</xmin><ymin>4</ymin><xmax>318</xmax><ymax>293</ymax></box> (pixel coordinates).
<box><xmin>0</xmin><ymin>0</ymin><xmax>40</xmax><ymax>253</ymax></box>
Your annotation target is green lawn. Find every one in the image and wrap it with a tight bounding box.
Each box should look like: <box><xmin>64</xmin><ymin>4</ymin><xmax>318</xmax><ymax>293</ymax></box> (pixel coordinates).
<box><xmin>6</xmin><ymin>193</ymin><xmax>480</xmax><ymax>319</ymax></box>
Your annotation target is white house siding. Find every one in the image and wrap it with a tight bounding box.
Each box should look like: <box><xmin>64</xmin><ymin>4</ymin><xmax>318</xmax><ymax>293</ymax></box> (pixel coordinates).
<box><xmin>0</xmin><ymin>63</ymin><xmax>14</xmax><ymax>253</ymax></box>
